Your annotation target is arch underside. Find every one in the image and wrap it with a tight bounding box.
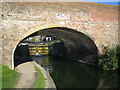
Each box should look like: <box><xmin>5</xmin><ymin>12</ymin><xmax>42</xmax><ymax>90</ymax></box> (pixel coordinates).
<box><xmin>21</xmin><ymin>27</ymin><xmax>99</xmax><ymax>66</ymax></box>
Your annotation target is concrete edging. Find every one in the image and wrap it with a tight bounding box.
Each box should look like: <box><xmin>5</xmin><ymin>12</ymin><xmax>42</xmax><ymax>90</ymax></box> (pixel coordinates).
<box><xmin>32</xmin><ymin>61</ymin><xmax>56</xmax><ymax>89</ymax></box>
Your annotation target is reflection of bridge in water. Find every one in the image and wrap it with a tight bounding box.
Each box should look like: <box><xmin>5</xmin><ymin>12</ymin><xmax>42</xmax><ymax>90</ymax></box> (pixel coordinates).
<box><xmin>19</xmin><ymin>40</ymin><xmax>61</xmax><ymax>56</ymax></box>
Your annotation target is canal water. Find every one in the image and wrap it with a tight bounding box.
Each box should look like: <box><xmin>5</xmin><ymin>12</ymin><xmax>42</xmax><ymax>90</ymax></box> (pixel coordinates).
<box><xmin>31</xmin><ymin>55</ymin><xmax>119</xmax><ymax>88</ymax></box>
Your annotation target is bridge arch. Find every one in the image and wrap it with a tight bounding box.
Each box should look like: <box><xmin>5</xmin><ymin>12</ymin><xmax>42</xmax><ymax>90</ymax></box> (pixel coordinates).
<box><xmin>13</xmin><ymin>27</ymin><xmax>99</xmax><ymax>68</ymax></box>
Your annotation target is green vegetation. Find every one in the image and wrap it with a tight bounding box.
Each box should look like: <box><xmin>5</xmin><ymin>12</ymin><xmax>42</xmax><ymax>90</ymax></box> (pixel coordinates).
<box><xmin>2</xmin><ymin>65</ymin><xmax>19</xmax><ymax>88</ymax></box>
<box><xmin>99</xmin><ymin>46</ymin><xmax>119</xmax><ymax>71</ymax></box>
<box><xmin>0</xmin><ymin>64</ymin><xmax>2</xmax><ymax>89</ymax></box>
<box><xmin>49</xmin><ymin>40</ymin><xmax>61</xmax><ymax>45</ymax></box>
<box><xmin>24</xmin><ymin>36</ymin><xmax>43</xmax><ymax>42</ymax></box>
<box><xmin>33</xmin><ymin>66</ymin><xmax>45</xmax><ymax>88</ymax></box>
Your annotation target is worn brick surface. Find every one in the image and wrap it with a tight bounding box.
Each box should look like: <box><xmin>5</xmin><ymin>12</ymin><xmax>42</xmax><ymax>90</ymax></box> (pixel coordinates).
<box><xmin>1</xmin><ymin>2</ymin><xmax>119</xmax><ymax>68</ymax></box>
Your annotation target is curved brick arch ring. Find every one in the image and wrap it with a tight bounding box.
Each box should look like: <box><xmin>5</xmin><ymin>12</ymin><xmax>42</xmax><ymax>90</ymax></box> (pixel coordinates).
<box><xmin>13</xmin><ymin>27</ymin><xmax>99</xmax><ymax>68</ymax></box>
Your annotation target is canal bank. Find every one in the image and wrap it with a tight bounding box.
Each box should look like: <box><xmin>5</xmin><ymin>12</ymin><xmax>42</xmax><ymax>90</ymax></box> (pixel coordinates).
<box><xmin>15</xmin><ymin>61</ymin><xmax>56</xmax><ymax>88</ymax></box>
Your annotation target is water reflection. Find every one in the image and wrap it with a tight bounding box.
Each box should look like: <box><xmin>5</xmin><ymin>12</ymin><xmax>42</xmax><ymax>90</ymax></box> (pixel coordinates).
<box><xmin>32</xmin><ymin>56</ymin><xmax>53</xmax><ymax>73</ymax></box>
<box><xmin>32</xmin><ymin>56</ymin><xmax>119</xmax><ymax>88</ymax></box>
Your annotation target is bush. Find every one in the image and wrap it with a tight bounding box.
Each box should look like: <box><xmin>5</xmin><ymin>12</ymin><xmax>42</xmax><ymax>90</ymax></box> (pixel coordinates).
<box><xmin>99</xmin><ymin>46</ymin><xmax>119</xmax><ymax>71</ymax></box>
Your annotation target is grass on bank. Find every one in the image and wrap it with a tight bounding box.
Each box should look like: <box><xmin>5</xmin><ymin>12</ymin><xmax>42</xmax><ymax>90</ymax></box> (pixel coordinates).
<box><xmin>0</xmin><ymin>64</ymin><xmax>2</xmax><ymax>89</ymax></box>
<box><xmin>2</xmin><ymin>65</ymin><xmax>19</xmax><ymax>88</ymax></box>
<box><xmin>33</xmin><ymin>66</ymin><xmax>45</xmax><ymax>88</ymax></box>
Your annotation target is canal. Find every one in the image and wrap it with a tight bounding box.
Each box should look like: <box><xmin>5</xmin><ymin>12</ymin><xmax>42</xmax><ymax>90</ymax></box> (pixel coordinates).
<box><xmin>31</xmin><ymin>55</ymin><xmax>119</xmax><ymax>88</ymax></box>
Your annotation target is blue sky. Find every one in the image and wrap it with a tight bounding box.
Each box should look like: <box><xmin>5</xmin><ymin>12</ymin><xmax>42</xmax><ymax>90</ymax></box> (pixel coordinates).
<box><xmin>82</xmin><ymin>0</ymin><xmax>119</xmax><ymax>5</ymax></box>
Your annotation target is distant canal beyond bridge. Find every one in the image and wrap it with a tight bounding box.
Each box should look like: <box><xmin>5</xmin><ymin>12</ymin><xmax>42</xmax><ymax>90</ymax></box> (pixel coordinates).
<box><xmin>32</xmin><ymin>55</ymin><xmax>119</xmax><ymax>88</ymax></box>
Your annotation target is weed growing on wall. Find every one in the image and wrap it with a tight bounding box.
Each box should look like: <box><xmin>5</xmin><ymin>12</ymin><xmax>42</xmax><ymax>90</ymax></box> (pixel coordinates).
<box><xmin>99</xmin><ymin>46</ymin><xmax>119</xmax><ymax>71</ymax></box>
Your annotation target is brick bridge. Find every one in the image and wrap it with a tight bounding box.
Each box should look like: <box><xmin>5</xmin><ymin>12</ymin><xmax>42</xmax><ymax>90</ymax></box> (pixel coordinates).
<box><xmin>1</xmin><ymin>2</ymin><xmax>119</xmax><ymax>69</ymax></box>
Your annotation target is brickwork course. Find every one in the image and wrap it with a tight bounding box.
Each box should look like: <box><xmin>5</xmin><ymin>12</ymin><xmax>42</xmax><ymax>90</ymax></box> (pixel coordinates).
<box><xmin>1</xmin><ymin>2</ymin><xmax>119</xmax><ymax>68</ymax></box>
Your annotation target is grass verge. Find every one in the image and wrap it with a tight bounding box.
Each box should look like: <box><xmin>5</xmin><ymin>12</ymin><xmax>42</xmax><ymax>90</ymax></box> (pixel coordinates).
<box><xmin>2</xmin><ymin>65</ymin><xmax>19</xmax><ymax>88</ymax></box>
<box><xmin>0</xmin><ymin>64</ymin><xmax>2</xmax><ymax>89</ymax></box>
<box><xmin>33</xmin><ymin>66</ymin><xmax>45</xmax><ymax>88</ymax></box>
